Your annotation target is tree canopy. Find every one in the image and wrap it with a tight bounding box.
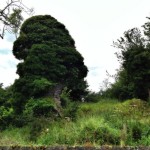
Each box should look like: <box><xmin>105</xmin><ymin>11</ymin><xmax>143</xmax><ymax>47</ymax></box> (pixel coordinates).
<box><xmin>111</xmin><ymin>27</ymin><xmax>150</xmax><ymax>100</ymax></box>
<box><xmin>12</xmin><ymin>15</ymin><xmax>88</xmax><ymax>113</ymax></box>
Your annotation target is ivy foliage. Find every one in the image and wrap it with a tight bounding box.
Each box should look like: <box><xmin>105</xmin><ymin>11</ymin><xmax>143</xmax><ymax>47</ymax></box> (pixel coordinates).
<box><xmin>12</xmin><ymin>15</ymin><xmax>88</xmax><ymax>113</ymax></box>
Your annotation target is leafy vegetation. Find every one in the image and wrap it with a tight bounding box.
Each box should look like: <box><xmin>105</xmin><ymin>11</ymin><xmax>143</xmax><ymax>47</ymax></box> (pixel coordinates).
<box><xmin>102</xmin><ymin>22</ymin><xmax>150</xmax><ymax>101</ymax></box>
<box><xmin>112</xmin><ymin>28</ymin><xmax>150</xmax><ymax>100</ymax></box>
<box><xmin>0</xmin><ymin>13</ymin><xmax>150</xmax><ymax>147</ymax></box>
<box><xmin>0</xmin><ymin>99</ymin><xmax>150</xmax><ymax>146</ymax></box>
<box><xmin>12</xmin><ymin>15</ymin><xmax>88</xmax><ymax>114</ymax></box>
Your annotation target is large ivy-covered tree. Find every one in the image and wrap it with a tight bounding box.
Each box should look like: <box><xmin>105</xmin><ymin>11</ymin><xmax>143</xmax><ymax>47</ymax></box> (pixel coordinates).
<box><xmin>12</xmin><ymin>15</ymin><xmax>88</xmax><ymax>113</ymax></box>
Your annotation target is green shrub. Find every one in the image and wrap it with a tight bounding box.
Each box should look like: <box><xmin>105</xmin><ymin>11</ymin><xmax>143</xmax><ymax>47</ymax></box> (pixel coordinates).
<box><xmin>126</xmin><ymin>120</ymin><xmax>144</xmax><ymax>145</ymax></box>
<box><xmin>24</xmin><ymin>97</ymin><xmax>56</xmax><ymax>117</ymax></box>
<box><xmin>85</xmin><ymin>92</ymin><xmax>101</xmax><ymax>102</ymax></box>
<box><xmin>60</xmin><ymin>87</ymin><xmax>79</xmax><ymax>120</ymax></box>
<box><xmin>60</xmin><ymin>87</ymin><xmax>71</xmax><ymax>107</ymax></box>
<box><xmin>63</xmin><ymin>102</ymin><xmax>78</xmax><ymax>121</ymax></box>
<box><xmin>31</xmin><ymin>78</ymin><xmax>53</xmax><ymax>98</ymax></box>
<box><xmin>80</xmin><ymin>124</ymin><xmax>120</xmax><ymax>145</ymax></box>
<box><xmin>78</xmin><ymin>117</ymin><xmax>120</xmax><ymax>145</ymax></box>
<box><xmin>139</xmin><ymin>136</ymin><xmax>150</xmax><ymax>146</ymax></box>
<box><xmin>0</xmin><ymin>106</ymin><xmax>14</xmax><ymax>130</ymax></box>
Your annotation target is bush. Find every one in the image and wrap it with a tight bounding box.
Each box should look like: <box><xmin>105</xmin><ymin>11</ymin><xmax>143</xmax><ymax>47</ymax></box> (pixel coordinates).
<box><xmin>84</xmin><ymin>92</ymin><xmax>101</xmax><ymax>102</ymax></box>
<box><xmin>31</xmin><ymin>78</ymin><xmax>53</xmax><ymax>98</ymax></box>
<box><xmin>0</xmin><ymin>106</ymin><xmax>14</xmax><ymax>130</ymax></box>
<box><xmin>139</xmin><ymin>136</ymin><xmax>150</xmax><ymax>146</ymax></box>
<box><xmin>60</xmin><ymin>87</ymin><xmax>79</xmax><ymax>120</ymax></box>
<box><xmin>79</xmin><ymin>118</ymin><xmax>120</xmax><ymax>145</ymax></box>
<box><xmin>24</xmin><ymin>97</ymin><xmax>57</xmax><ymax>117</ymax></box>
<box><xmin>126</xmin><ymin>120</ymin><xmax>144</xmax><ymax>145</ymax></box>
<box><xmin>60</xmin><ymin>87</ymin><xmax>71</xmax><ymax>107</ymax></box>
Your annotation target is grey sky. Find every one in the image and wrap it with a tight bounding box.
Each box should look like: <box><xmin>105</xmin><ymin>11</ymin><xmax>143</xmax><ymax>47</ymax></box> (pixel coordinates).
<box><xmin>0</xmin><ymin>0</ymin><xmax>150</xmax><ymax>91</ymax></box>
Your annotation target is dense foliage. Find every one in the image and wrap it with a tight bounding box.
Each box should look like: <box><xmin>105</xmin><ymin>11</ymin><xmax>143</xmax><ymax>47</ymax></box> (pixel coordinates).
<box><xmin>1</xmin><ymin>99</ymin><xmax>150</xmax><ymax>146</ymax></box>
<box><xmin>102</xmin><ymin>24</ymin><xmax>150</xmax><ymax>101</ymax></box>
<box><xmin>1</xmin><ymin>11</ymin><xmax>150</xmax><ymax>147</ymax></box>
<box><xmin>12</xmin><ymin>15</ymin><xmax>88</xmax><ymax>113</ymax></box>
<box><xmin>115</xmin><ymin>28</ymin><xmax>149</xmax><ymax>100</ymax></box>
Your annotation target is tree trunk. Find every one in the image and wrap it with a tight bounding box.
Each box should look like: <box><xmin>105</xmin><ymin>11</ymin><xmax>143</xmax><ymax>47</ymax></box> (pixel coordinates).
<box><xmin>53</xmin><ymin>84</ymin><xmax>63</xmax><ymax>104</ymax></box>
<box><xmin>53</xmin><ymin>84</ymin><xmax>64</xmax><ymax>117</ymax></box>
<box><xmin>46</xmin><ymin>84</ymin><xmax>64</xmax><ymax>117</ymax></box>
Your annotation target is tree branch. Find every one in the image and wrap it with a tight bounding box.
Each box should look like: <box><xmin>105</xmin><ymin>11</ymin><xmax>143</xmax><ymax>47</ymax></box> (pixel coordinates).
<box><xmin>0</xmin><ymin>0</ymin><xmax>34</xmax><ymax>39</ymax></box>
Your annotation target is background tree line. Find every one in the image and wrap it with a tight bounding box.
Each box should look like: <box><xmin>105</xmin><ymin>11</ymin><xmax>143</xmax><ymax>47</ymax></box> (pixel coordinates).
<box><xmin>101</xmin><ymin>22</ymin><xmax>150</xmax><ymax>101</ymax></box>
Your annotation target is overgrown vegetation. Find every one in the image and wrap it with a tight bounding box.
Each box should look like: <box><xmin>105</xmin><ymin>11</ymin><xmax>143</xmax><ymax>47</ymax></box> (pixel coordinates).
<box><xmin>0</xmin><ymin>99</ymin><xmax>150</xmax><ymax>146</ymax></box>
<box><xmin>0</xmin><ymin>13</ymin><xmax>150</xmax><ymax>147</ymax></box>
<box><xmin>12</xmin><ymin>15</ymin><xmax>88</xmax><ymax>114</ymax></box>
<box><xmin>102</xmin><ymin>25</ymin><xmax>150</xmax><ymax>101</ymax></box>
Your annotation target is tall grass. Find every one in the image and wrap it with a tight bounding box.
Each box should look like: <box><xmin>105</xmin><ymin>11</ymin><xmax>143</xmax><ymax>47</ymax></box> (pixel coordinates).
<box><xmin>36</xmin><ymin>98</ymin><xmax>150</xmax><ymax>146</ymax></box>
<box><xmin>0</xmin><ymin>126</ymin><xmax>31</xmax><ymax>146</ymax></box>
<box><xmin>1</xmin><ymin>98</ymin><xmax>150</xmax><ymax>146</ymax></box>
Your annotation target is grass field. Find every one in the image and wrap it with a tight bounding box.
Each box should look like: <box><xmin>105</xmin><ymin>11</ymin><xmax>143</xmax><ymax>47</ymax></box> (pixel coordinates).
<box><xmin>0</xmin><ymin>98</ymin><xmax>150</xmax><ymax>146</ymax></box>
